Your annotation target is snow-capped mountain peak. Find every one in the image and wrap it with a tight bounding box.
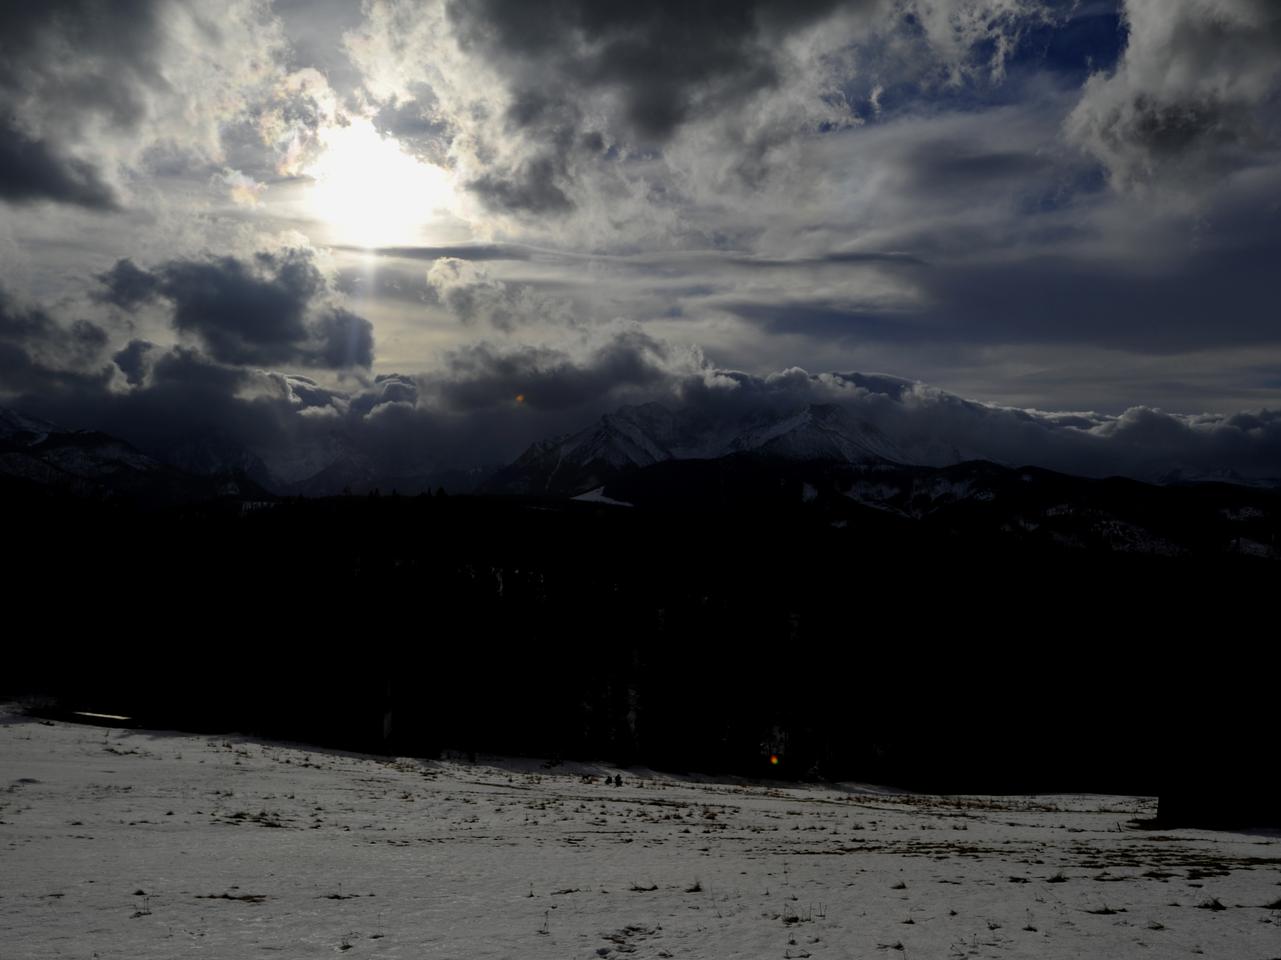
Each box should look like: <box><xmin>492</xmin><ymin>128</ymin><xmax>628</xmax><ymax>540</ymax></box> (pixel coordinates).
<box><xmin>486</xmin><ymin>400</ymin><xmax>917</xmax><ymax>495</ymax></box>
<box><xmin>0</xmin><ymin>407</ymin><xmax>60</xmax><ymax>445</ymax></box>
<box><xmin>728</xmin><ymin>403</ymin><xmax>904</xmax><ymax>464</ymax></box>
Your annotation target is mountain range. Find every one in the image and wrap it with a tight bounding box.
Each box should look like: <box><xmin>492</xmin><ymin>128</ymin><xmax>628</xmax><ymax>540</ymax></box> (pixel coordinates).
<box><xmin>477</xmin><ymin>401</ymin><xmax>1280</xmax><ymax>561</ymax></box>
<box><xmin>3</xmin><ymin>396</ymin><xmax>970</xmax><ymax>501</ymax></box>
<box><xmin>0</xmin><ymin>407</ymin><xmax>271</xmax><ymax>505</ymax></box>
<box><xmin>3</xmin><ymin>400</ymin><xmax>1278</xmax><ymax>561</ymax></box>
<box><xmin>0</xmin><ymin>407</ymin><xmax>475</xmax><ymax>502</ymax></box>
<box><xmin>483</xmin><ymin>400</ymin><xmax>981</xmax><ymax>496</ymax></box>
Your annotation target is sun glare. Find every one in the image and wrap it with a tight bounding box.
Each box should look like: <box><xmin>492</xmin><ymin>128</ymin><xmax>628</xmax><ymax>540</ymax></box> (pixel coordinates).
<box><xmin>306</xmin><ymin>119</ymin><xmax>455</xmax><ymax>247</ymax></box>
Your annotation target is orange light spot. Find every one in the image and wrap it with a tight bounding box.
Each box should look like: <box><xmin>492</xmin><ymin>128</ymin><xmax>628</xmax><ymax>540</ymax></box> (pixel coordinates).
<box><xmin>769</xmin><ymin>754</ymin><xmax>780</xmax><ymax>766</ymax></box>
<box><xmin>515</xmin><ymin>393</ymin><xmax>525</xmax><ymax>405</ymax></box>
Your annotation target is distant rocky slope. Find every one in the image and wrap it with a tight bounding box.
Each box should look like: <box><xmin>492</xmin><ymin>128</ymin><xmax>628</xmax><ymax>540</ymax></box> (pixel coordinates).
<box><xmin>0</xmin><ymin>407</ymin><xmax>270</xmax><ymax>504</ymax></box>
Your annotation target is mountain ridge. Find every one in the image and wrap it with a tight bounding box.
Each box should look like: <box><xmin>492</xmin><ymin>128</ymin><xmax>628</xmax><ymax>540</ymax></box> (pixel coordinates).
<box><xmin>0</xmin><ymin>406</ymin><xmax>273</xmax><ymax>505</ymax></box>
<box><xmin>484</xmin><ymin>400</ymin><xmax>918</xmax><ymax>496</ymax></box>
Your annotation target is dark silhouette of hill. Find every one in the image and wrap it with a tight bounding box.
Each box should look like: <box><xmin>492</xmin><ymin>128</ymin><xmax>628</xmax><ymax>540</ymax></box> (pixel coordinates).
<box><xmin>0</xmin><ymin>410</ymin><xmax>275</xmax><ymax>505</ymax></box>
<box><xmin>3</xmin><ymin>468</ymin><xmax>1277</xmax><ymax>826</ymax></box>
<box><xmin>599</xmin><ymin>454</ymin><xmax>1280</xmax><ymax>560</ymax></box>
<box><xmin>3</xmin><ymin>405</ymin><xmax>1276</xmax><ymax>825</ymax></box>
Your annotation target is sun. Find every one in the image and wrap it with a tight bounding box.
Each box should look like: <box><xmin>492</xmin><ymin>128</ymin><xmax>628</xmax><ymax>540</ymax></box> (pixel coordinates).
<box><xmin>305</xmin><ymin>118</ymin><xmax>456</xmax><ymax>247</ymax></box>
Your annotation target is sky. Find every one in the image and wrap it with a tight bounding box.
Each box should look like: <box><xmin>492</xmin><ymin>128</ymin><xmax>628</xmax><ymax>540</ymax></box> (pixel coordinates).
<box><xmin>2</xmin><ymin>0</ymin><xmax>1280</xmax><ymax>482</ymax></box>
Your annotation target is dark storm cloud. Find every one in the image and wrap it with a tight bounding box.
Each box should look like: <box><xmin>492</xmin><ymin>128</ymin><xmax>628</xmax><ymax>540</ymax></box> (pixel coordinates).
<box><xmin>441</xmin><ymin>0</ymin><xmax>852</xmax><ymax>211</ymax></box>
<box><xmin>0</xmin><ymin>295</ymin><xmax>59</xmax><ymax>389</ymax></box>
<box><xmin>216</xmin><ymin>119</ymin><xmax>288</xmax><ymax>184</ymax></box>
<box><xmin>6</xmin><ymin>0</ymin><xmax>1281</xmax><ymax>489</ymax></box>
<box><xmin>359</xmin><ymin>244</ymin><xmax>923</xmax><ymax>276</ymax></box>
<box><xmin>371</xmin><ymin>91</ymin><xmax>455</xmax><ymax>165</ymax></box>
<box><xmin>725</xmin><ymin>202</ymin><xmax>1281</xmax><ymax>354</ymax></box>
<box><xmin>469</xmin><ymin>158</ymin><xmax>574</xmax><ymax>214</ymax></box>
<box><xmin>726</xmin><ymin>301</ymin><xmax>923</xmax><ymax>342</ymax></box>
<box><xmin>159</xmin><ymin>251</ymin><xmax>321</xmax><ymax>363</ymax></box>
<box><xmin>350</xmin><ymin>374</ymin><xmax>420</xmax><ymax>415</ymax></box>
<box><xmin>95</xmin><ymin>259</ymin><xmax>162</xmax><ymax>310</ymax></box>
<box><xmin>1067</xmin><ymin>0</ymin><xmax>1281</xmax><ymax>185</ymax></box>
<box><xmin>68</xmin><ymin>318</ymin><xmax>109</xmax><ymax>356</ymax></box>
<box><xmin>0</xmin><ymin>287</ymin><xmax>111</xmax><ymax>390</ymax></box>
<box><xmin>448</xmin><ymin>0</ymin><xmax>845</xmax><ymax>141</ymax></box>
<box><xmin>435</xmin><ymin>331</ymin><xmax>677</xmax><ymax>412</ymax></box>
<box><xmin>897</xmin><ymin>142</ymin><xmax>1052</xmax><ymax>193</ymax></box>
<box><xmin>727</xmin><ymin>251</ymin><xmax>929</xmax><ymax>269</ymax></box>
<box><xmin>1</xmin><ymin>317</ymin><xmax>701</xmax><ymax>486</ymax></box>
<box><xmin>0</xmin><ymin>120</ymin><xmax>120</xmax><ymax>210</ymax></box>
<box><xmin>0</xmin><ymin>2</ymin><xmax>163</xmax><ymax>117</ymax></box>
<box><xmin>0</xmin><ymin>0</ymin><xmax>165</xmax><ymax>208</ymax></box>
<box><xmin>112</xmin><ymin>339</ymin><xmax>154</xmax><ymax>386</ymax></box>
<box><xmin>12</xmin><ymin>346</ymin><xmax>278</xmax><ymax>474</ymax></box>
<box><xmin>313</xmin><ymin>308</ymin><xmax>376</xmax><ymax>369</ymax></box>
<box><xmin>96</xmin><ymin>250</ymin><xmax>375</xmax><ymax>369</ymax></box>
<box><xmin>272</xmin><ymin>373</ymin><xmax>347</xmax><ymax>410</ymax></box>
<box><xmin>1</xmin><ymin>0</ymin><xmax>303</xmax><ymax>214</ymax></box>
<box><xmin>916</xmin><ymin>231</ymin><xmax>1281</xmax><ymax>352</ymax></box>
<box><xmin>148</xmin><ymin>344</ymin><xmax>248</xmax><ymax>393</ymax></box>
<box><xmin>7</xmin><ymin>276</ymin><xmax>1281</xmax><ymax>486</ymax></box>
<box><xmin>0</xmin><ymin>291</ymin><xmax>59</xmax><ymax>349</ymax></box>
<box><xmin>699</xmin><ymin>84</ymin><xmax>1279</xmax><ymax>360</ymax></box>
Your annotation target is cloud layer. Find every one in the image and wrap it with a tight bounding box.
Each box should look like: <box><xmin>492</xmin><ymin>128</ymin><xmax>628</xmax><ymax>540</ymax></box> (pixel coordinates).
<box><xmin>2</xmin><ymin>0</ymin><xmax>1281</xmax><ymax>486</ymax></box>
<box><xmin>97</xmin><ymin>250</ymin><xmax>374</xmax><ymax>368</ymax></box>
<box><xmin>4</xmin><ymin>273</ymin><xmax>1280</xmax><ymax>489</ymax></box>
<box><xmin>1067</xmin><ymin>0</ymin><xmax>1281</xmax><ymax>186</ymax></box>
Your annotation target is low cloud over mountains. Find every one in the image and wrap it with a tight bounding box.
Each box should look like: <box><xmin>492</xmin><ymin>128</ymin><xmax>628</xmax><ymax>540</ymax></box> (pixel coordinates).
<box><xmin>4</xmin><ymin>273</ymin><xmax>1279</xmax><ymax>494</ymax></box>
<box><xmin>3</xmin><ymin>2</ymin><xmax>1281</xmax><ymax>492</ymax></box>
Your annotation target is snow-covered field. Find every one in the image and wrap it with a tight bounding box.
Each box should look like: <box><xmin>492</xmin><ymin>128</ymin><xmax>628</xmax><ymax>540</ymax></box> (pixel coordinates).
<box><xmin>2</xmin><ymin>707</ymin><xmax>1278</xmax><ymax>959</ymax></box>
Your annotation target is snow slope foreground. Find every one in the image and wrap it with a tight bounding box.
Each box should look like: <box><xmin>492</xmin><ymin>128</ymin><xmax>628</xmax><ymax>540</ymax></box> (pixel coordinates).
<box><xmin>2</xmin><ymin>709</ymin><xmax>1278</xmax><ymax>959</ymax></box>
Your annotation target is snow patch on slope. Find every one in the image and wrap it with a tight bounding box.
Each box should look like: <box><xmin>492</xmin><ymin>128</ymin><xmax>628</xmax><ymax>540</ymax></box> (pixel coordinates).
<box><xmin>572</xmin><ymin>486</ymin><xmax>634</xmax><ymax>507</ymax></box>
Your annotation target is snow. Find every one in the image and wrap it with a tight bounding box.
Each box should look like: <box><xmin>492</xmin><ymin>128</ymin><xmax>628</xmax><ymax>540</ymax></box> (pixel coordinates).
<box><xmin>520</xmin><ymin>402</ymin><xmax>922</xmax><ymax>489</ymax></box>
<box><xmin>730</xmin><ymin>409</ymin><xmax>815</xmax><ymax>452</ymax></box>
<box><xmin>39</xmin><ymin>440</ymin><xmax>162</xmax><ymax>476</ymax></box>
<box><xmin>2</xmin><ymin>708</ymin><xmax>1278</xmax><ymax>959</ymax></box>
<box><xmin>573</xmin><ymin>487</ymin><xmax>635</xmax><ymax>507</ymax></box>
<box><xmin>0</xmin><ymin>408</ymin><xmax>58</xmax><ymax>444</ymax></box>
<box><xmin>728</xmin><ymin>406</ymin><xmax>902</xmax><ymax>465</ymax></box>
<box><xmin>567</xmin><ymin>425</ymin><xmax>663</xmax><ymax>470</ymax></box>
<box><xmin>1230</xmin><ymin>538</ymin><xmax>1274</xmax><ymax>558</ymax></box>
<box><xmin>261</xmin><ymin>435</ymin><xmax>358</xmax><ymax>487</ymax></box>
<box><xmin>600</xmin><ymin>411</ymin><xmax>677</xmax><ymax>465</ymax></box>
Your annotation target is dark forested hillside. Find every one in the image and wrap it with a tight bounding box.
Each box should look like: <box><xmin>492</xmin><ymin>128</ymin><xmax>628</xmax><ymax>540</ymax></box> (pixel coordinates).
<box><xmin>5</xmin><ymin>467</ymin><xmax>1276</xmax><ymax>827</ymax></box>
